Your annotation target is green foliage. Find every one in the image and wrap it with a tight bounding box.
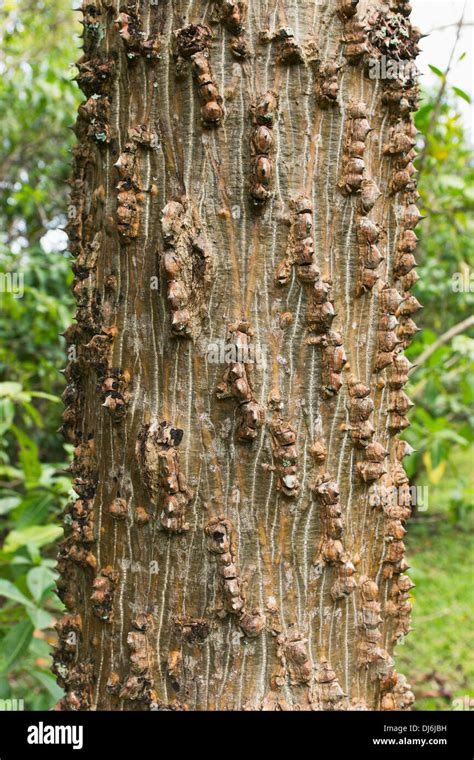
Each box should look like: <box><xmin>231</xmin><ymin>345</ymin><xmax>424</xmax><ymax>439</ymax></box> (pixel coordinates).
<box><xmin>0</xmin><ymin>378</ymin><xmax>72</xmax><ymax>708</ymax></box>
<box><xmin>0</xmin><ymin>0</ymin><xmax>78</xmax><ymax>458</ymax></box>
<box><xmin>0</xmin><ymin>0</ymin><xmax>80</xmax><ymax>710</ymax></box>
<box><xmin>397</xmin><ymin>72</ymin><xmax>474</xmax><ymax>710</ymax></box>
<box><xmin>403</xmin><ymin>83</ymin><xmax>474</xmax><ymax>515</ymax></box>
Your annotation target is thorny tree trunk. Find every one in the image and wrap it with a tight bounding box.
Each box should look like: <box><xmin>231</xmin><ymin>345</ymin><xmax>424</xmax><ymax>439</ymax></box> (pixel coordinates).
<box><xmin>55</xmin><ymin>0</ymin><xmax>424</xmax><ymax>711</ymax></box>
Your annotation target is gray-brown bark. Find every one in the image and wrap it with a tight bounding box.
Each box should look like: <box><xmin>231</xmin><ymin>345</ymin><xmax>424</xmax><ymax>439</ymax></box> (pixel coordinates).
<box><xmin>55</xmin><ymin>0</ymin><xmax>422</xmax><ymax>711</ymax></box>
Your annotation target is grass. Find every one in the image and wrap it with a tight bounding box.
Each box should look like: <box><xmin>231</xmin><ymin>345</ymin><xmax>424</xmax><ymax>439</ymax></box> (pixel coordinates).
<box><xmin>397</xmin><ymin>446</ymin><xmax>474</xmax><ymax>711</ymax></box>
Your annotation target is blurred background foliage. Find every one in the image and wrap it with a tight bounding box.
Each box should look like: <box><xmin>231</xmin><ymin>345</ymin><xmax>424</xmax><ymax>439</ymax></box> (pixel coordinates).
<box><xmin>0</xmin><ymin>0</ymin><xmax>79</xmax><ymax>708</ymax></box>
<box><xmin>0</xmin><ymin>0</ymin><xmax>472</xmax><ymax>711</ymax></box>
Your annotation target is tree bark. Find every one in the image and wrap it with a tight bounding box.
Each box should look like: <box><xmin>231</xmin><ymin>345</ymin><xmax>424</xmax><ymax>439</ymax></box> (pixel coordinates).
<box><xmin>55</xmin><ymin>0</ymin><xmax>423</xmax><ymax>711</ymax></box>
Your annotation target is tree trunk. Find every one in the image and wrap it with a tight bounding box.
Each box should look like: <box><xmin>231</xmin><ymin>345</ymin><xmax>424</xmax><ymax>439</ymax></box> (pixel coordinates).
<box><xmin>55</xmin><ymin>0</ymin><xmax>423</xmax><ymax>711</ymax></box>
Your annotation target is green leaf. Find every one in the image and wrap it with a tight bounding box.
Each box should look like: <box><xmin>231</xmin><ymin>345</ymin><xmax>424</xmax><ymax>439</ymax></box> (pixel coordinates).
<box><xmin>452</xmin><ymin>86</ymin><xmax>471</xmax><ymax>104</ymax></box>
<box><xmin>0</xmin><ymin>496</ymin><xmax>20</xmax><ymax>515</ymax></box>
<box><xmin>0</xmin><ymin>621</ymin><xmax>34</xmax><ymax>675</ymax></box>
<box><xmin>31</xmin><ymin>670</ymin><xmax>63</xmax><ymax>702</ymax></box>
<box><xmin>0</xmin><ymin>465</ymin><xmax>23</xmax><ymax>480</ymax></box>
<box><xmin>28</xmin><ymin>391</ymin><xmax>60</xmax><ymax>402</ymax></box>
<box><xmin>10</xmin><ymin>556</ymin><xmax>32</xmax><ymax>567</ymax></box>
<box><xmin>0</xmin><ymin>399</ymin><xmax>15</xmax><ymax>435</ymax></box>
<box><xmin>20</xmin><ymin>400</ymin><xmax>43</xmax><ymax>428</ymax></box>
<box><xmin>3</xmin><ymin>525</ymin><xmax>63</xmax><ymax>553</ymax></box>
<box><xmin>27</xmin><ymin>607</ymin><xmax>54</xmax><ymax>630</ymax></box>
<box><xmin>414</xmin><ymin>103</ymin><xmax>434</xmax><ymax>128</ymax></box>
<box><xmin>0</xmin><ymin>579</ymin><xmax>35</xmax><ymax>609</ymax></box>
<box><xmin>458</xmin><ymin>423</ymin><xmax>473</xmax><ymax>444</ymax></box>
<box><xmin>27</xmin><ymin>566</ymin><xmax>56</xmax><ymax>603</ymax></box>
<box><xmin>430</xmin><ymin>439</ymin><xmax>447</xmax><ymax>470</ymax></box>
<box><xmin>13</xmin><ymin>492</ymin><xmax>53</xmax><ymax>529</ymax></box>
<box><xmin>437</xmin><ymin>430</ymin><xmax>471</xmax><ymax>446</ymax></box>
<box><xmin>27</xmin><ymin>543</ymin><xmax>42</xmax><ymax>565</ymax></box>
<box><xmin>428</xmin><ymin>64</ymin><xmax>445</xmax><ymax>78</ymax></box>
<box><xmin>10</xmin><ymin>424</ymin><xmax>41</xmax><ymax>486</ymax></box>
<box><xmin>0</xmin><ymin>382</ymin><xmax>23</xmax><ymax>397</ymax></box>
